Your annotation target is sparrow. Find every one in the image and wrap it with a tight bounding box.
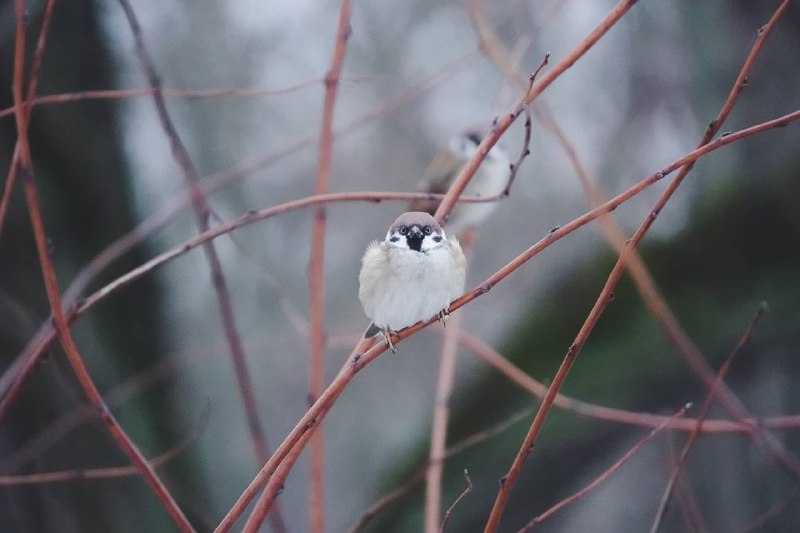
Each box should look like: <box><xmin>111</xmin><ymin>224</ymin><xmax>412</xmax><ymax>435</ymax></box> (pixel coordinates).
<box><xmin>410</xmin><ymin>130</ymin><xmax>511</xmax><ymax>235</ymax></box>
<box><xmin>359</xmin><ymin>211</ymin><xmax>467</xmax><ymax>350</ymax></box>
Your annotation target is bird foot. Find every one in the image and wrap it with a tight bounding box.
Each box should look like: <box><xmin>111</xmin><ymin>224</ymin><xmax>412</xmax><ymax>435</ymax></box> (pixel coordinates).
<box><xmin>381</xmin><ymin>329</ymin><xmax>398</xmax><ymax>354</ymax></box>
<box><xmin>438</xmin><ymin>308</ymin><xmax>451</xmax><ymax>327</ymax></box>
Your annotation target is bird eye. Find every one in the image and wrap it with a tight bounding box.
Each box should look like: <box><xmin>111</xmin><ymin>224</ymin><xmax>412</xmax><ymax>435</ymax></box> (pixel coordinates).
<box><xmin>399</xmin><ymin>226</ymin><xmax>408</xmax><ymax>235</ymax></box>
<box><xmin>423</xmin><ymin>226</ymin><xmax>432</xmax><ymax>235</ymax></box>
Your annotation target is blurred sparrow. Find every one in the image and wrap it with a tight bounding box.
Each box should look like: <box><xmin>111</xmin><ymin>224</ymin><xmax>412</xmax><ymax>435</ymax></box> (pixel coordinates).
<box><xmin>359</xmin><ymin>211</ymin><xmax>466</xmax><ymax>351</ymax></box>
<box><xmin>410</xmin><ymin>130</ymin><xmax>511</xmax><ymax>235</ymax></box>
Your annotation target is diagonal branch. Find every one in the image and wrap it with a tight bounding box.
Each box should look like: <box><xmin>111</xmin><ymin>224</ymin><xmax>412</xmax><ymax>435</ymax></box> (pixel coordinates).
<box><xmin>425</xmin><ymin>232</ymin><xmax>474</xmax><ymax>533</ymax></box>
<box><xmin>0</xmin><ymin>404</ymin><xmax>208</xmax><ymax>486</ymax></box>
<box><xmin>439</xmin><ymin>470</ymin><xmax>473</xmax><ymax>533</ymax></box>
<box><xmin>10</xmin><ymin>1</ymin><xmax>192</xmax><ymax>530</ymax></box>
<box><xmin>518</xmin><ymin>405</ymin><xmax>691</xmax><ymax>531</ymax></box>
<box><xmin>650</xmin><ymin>305</ymin><xmax>768</xmax><ymax>532</ymax></box>
<box><xmin>114</xmin><ymin>1</ymin><xmax>276</xmax><ymax>504</ymax></box>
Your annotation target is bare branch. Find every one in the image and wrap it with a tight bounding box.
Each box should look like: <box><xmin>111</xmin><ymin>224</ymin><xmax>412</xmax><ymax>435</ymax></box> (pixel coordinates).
<box><xmin>519</xmin><ymin>405</ymin><xmax>691</xmax><ymax>531</ymax></box>
<box><xmin>11</xmin><ymin>1</ymin><xmax>192</xmax><ymax>529</ymax></box>
<box><xmin>307</xmin><ymin>2</ymin><xmax>354</xmax><ymax>532</ymax></box>
<box><xmin>0</xmin><ymin>404</ymin><xmax>209</xmax><ymax>486</ymax></box>
<box><xmin>650</xmin><ymin>305</ymin><xmax>768</xmax><ymax>532</ymax></box>
<box><xmin>114</xmin><ymin>5</ymin><xmax>276</xmax><ymax>517</ymax></box>
<box><xmin>440</xmin><ymin>470</ymin><xmax>473</xmax><ymax>533</ymax></box>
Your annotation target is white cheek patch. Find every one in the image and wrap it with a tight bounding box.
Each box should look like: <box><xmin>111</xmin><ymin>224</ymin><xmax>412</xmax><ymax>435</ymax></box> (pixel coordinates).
<box><xmin>421</xmin><ymin>234</ymin><xmax>446</xmax><ymax>252</ymax></box>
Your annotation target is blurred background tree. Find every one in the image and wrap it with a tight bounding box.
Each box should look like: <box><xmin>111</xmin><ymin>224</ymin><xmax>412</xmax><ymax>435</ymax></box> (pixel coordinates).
<box><xmin>0</xmin><ymin>0</ymin><xmax>798</xmax><ymax>531</ymax></box>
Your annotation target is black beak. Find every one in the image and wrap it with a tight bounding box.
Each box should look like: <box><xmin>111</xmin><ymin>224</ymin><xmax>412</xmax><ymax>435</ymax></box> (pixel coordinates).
<box><xmin>406</xmin><ymin>225</ymin><xmax>424</xmax><ymax>252</ymax></box>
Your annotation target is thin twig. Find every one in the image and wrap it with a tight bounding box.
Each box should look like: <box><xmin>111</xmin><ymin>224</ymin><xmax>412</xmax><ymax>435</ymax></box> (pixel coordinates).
<box><xmin>650</xmin><ymin>305</ymin><xmax>768</xmax><ymax>533</ymax></box>
<box><xmin>455</xmin><ymin>329</ymin><xmax>797</xmax><ymax>433</ymax></box>
<box><xmin>10</xmin><ymin>1</ymin><xmax>193</xmax><ymax>529</ymax></box>
<box><xmin>425</xmin><ymin>232</ymin><xmax>474</xmax><ymax>533</ymax></box>
<box><xmin>440</xmin><ymin>470</ymin><xmax>473</xmax><ymax>533</ymax></box>
<box><xmin>348</xmin><ymin>408</ymin><xmax>534</xmax><ymax>532</ymax></box>
<box><xmin>483</xmin><ymin>4</ymin><xmax>794</xmax><ymax>529</ymax></box>
<box><xmin>517</xmin><ymin>405</ymin><xmax>691</xmax><ymax>531</ymax></box>
<box><xmin>113</xmin><ymin>7</ymin><xmax>277</xmax><ymax>522</ymax></box>
<box><xmin>502</xmin><ymin>106</ymin><xmax>534</xmax><ymax>196</ymax></box>
<box><xmin>0</xmin><ymin>79</ymin><xmax>327</xmax><ymax>120</ymax></box>
<box><xmin>0</xmin><ymin>404</ymin><xmax>209</xmax><ymax>485</ymax></box>
<box><xmin>307</xmin><ymin>3</ymin><xmax>353</xmax><ymax>531</ymax></box>
<box><xmin>0</xmin><ymin>0</ymin><xmax>56</xmax><ymax>242</ymax></box>
<box><xmin>735</xmin><ymin>490</ymin><xmax>800</xmax><ymax>533</ymax></box>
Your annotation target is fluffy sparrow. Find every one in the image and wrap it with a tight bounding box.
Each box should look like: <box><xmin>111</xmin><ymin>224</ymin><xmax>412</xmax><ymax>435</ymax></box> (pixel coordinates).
<box><xmin>359</xmin><ymin>211</ymin><xmax>466</xmax><ymax>350</ymax></box>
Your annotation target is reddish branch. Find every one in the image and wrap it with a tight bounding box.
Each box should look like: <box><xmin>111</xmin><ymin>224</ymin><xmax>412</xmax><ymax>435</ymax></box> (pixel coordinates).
<box><xmin>0</xmin><ymin>80</ymin><xmax>324</xmax><ymax>120</ymax></box>
<box><xmin>439</xmin><ymin>470</ymin><xmax>473</xmax><ymax>533</ymax></box>
<box><xmin>425</xmin><ymin>233</ymin><xmax>473</xmax><ymax>533</ymax></box>
<box><xmin>307</xmin><ymin>2</ymin><xmax>353</xmax><ymax>531</ymax></box>
<box><xmin>347</xmin><ymin>408</ymin><xmax>533</xmax><ymax>532</ymax></box>
<box><xmin>0</xmin><ymin>406</ymin><xmax>207</xmax><ymax>486</ymax></box>
<box><xmin>650</xmin><ymin>306</ymin><xmax>767</xmax><ymax>532</ymax></box>
<box><xmin>114</xmin><ymin>1</ymin><xmax>277</xmax><ymax>508</ymax></box>
<box><xmin>10</xmin><ymin>1</ymin><xmax>192</xmax><ymax>530</ymax></box>
<box><xmin>518</xmin><ymin>406</ymin><xmax>691</xmax><ymax>531</ymax></box>
<box><xmin>0</xmin><ymin>0</ymin><xmax>56</xmax><ymax>241</ymax></box>
<box><xmin>455</xmin><ymin>330</ymin><xmax>792</xmax><ymax>433</ymax></box>
<box><xmin>483</xmin><ymin>2</ymin><xmax>794</xmax><ymax>530</ymax></box>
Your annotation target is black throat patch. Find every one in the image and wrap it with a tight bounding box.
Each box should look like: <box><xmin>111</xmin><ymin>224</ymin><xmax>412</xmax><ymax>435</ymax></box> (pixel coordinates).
<box><xmin>406</xmin><ymin>236</ymin><xmax>424</xmax><ymax>252</ymax></box>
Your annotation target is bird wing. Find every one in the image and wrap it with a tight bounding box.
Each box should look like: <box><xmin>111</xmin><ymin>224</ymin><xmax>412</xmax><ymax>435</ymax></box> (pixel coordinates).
<box><xmin>358</xmin><ymin>240</ymin><xmax>388</xmax><ymax>320</ymax></box>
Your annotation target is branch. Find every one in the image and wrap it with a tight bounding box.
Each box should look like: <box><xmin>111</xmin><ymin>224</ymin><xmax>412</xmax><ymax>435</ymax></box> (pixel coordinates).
<box><xmin>425</xmin><ymin>233</ymin><xmax>474</xmax><ymax>533</ymax></box>
<box><xmin>650</xmin><ymin>305</ymin><xmax>768</xmax><ymax>532</ymax></box>
<box><xmin>455</xmin><ymin>329</ymin><xmax>799</xmax><ymax>433</ymax></box>
<box><xmin>0</xmin><ymin>79</ymin><xmax>327</xmax><ymax>120</ymax></box>
<box><xmin>439</xmin><ymin>470</ymin><xmax>473</xmax><ymax>533</ymax></box>
<box><xmin>0</xmin><ymin>404</ymin><xmax>208</xmax><ymax>486</ymax></box>
<box><xmin>114</xmin><ymin>4</ymin><xmax>276</xmax><ymax>512</ymax></box>
<box><xmin>0</xmin><ymin>0</ymin><xmax>56</xmax><ymax>242</ymax></box>
<box><xmin>11</xmin><ymin>1</ymin><xmax>192</xmax><ymax>529</ymax></box>
<box><xmin>518</xmin><ymin>405</ymin><xmax>691</xmax><ymax>531</ymax></box>
<box><xmin>307</xmin><ymin>2</ymin><xmax>353</xmax><ymax>531</ymax></box>
<box><xmin>347</xmin><ymin>407</ymin><xmax>534</xmax><ymax>532</ymax></box>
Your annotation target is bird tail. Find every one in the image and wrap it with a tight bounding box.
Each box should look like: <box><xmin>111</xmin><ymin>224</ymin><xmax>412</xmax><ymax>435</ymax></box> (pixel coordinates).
<box><xmin>363</xmin><ymin>322</ymin><xmax>381</xmax><ymax>338</ymax></box>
